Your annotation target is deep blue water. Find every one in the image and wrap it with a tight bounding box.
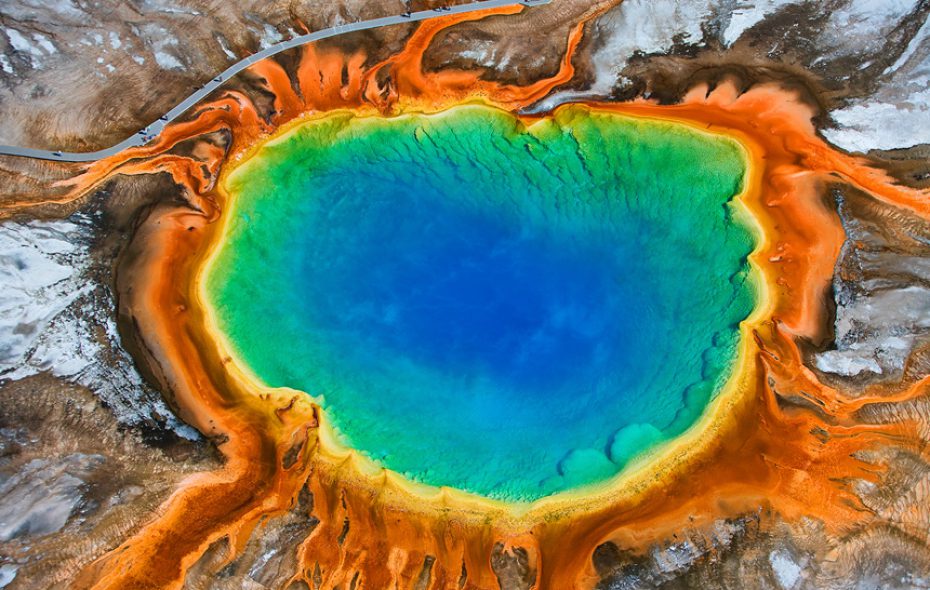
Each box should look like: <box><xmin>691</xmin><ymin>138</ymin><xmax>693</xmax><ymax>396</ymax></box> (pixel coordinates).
<box><xmin>208</xmin><ymin>106</ymin><xmax>754</xmax><ymax>500</ymax></box>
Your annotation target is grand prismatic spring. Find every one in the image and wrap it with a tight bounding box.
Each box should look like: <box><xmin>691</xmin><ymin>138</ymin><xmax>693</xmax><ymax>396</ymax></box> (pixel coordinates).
<box><xmin>204</xmin><ymin>105</ymin><xmax>756</xmax><ymax>501</ymax></box>
<box><xmin>3</xmin><ymin>2</ymin><xmax>930</xmax><ymax>589</ymax></box>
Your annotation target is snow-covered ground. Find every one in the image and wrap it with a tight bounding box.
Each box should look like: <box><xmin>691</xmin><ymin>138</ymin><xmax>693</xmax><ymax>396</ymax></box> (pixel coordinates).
<box><xmin>583</xmin><ymin>0</ymin><xmax>712</xmax><ymax>95</ymax></box>
<box><xmin>720</xmin><ymin>0</ymin><xmax>799</xmax><ymax>46</ymax></box>
<box><xmin>0</xmin><ymin>216</ymin><xmax>198</xmax><ymax>439</ymax></box>
<box><xmin>823</xmin><ymin>10</ymin><xmax>930</xmax><ymax>152</ymax></box>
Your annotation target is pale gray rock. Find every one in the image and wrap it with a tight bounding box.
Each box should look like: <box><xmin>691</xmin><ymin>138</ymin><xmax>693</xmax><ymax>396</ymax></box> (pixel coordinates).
<box><xmin>0</xmin><ymin>453</ymin><xmax>104</xmax><ymax>541</ymax></box>
<box><xmin>816</xmin><ymin>190</ymin><xmax>930</xmax><ymax>382</ymax></box>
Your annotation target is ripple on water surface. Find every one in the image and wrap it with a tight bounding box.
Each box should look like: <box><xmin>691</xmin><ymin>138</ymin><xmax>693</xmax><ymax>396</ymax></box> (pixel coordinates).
<box><xmin>206</xmin><ymin>105</ymin><xmax>756</xmax><ymax>502</ymax></box>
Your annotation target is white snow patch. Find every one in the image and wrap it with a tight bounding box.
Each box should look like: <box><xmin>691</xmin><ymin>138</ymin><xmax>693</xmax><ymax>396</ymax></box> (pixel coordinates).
<box><xmin>258</xmin><ymin>23</ymin><xmax>284</xmax><ymax>50</ymax></box>
<box><xmin>155</xmin><ymin>50</ymin><xmax>183</xmax><ymax>69</ymax></box>
<box><xmin>137</xmin><ymin>0</ymin><xmax>200</xmax><ymax>15</ymax></box>
<box><xmin>582</xmin><ymin>0</ymin><xmax>712</xmax><ymax>94</ymax></box>
<box><xmin>32</xmin><ymin>33</ymin><xmax>56</xmax><ymax>55</ymax></box>
<box><xmin>6</xmin><ymin>29</ymin><xmax>39</xmax><ymax>56</ymax></box>
<box><xmin>710</xmin><ymin>519</ymin><xmax>741</xmax><ymax>546</ymax></box>
<box><xmin>0</xmin><ymin>55</ymin><xmax>12</xmax><ymax>74</ymax></box>
<box><xmin>458</xmin><ymin>41</ymin><xmax>514</xmax><ymax>70</ymax></box>
<box><xmin>0</xmin><ymin>454</ymin><xmax>104</xmax><ymax>541</ymax></box>
<box><xmin>217</xmin><ymin>36</ymin><xmax>237</xmax><ymax>60</ymax></box>
<box><xmin>248</xmin><ymin>548</ymin><xmax>280</xmax><ymax>579</ymax></box>
<box><xmin>2</xmin><ymin>0</ymin><xmax>86</xmax><ymax>22</ymax></box>
<box><xmin>826</xmin><ymin>11</ymin><xmax>930</xmax><ymax>155</ymax></box>
<box><xmin>5</xmin><ymin>28</ymin><xmax>45</xmax><ymax>66</ymax></box>
<box><xmin>824</xmin><ymin>87</ymin><xmax>930</xmax><ymax>151</ymax></box>
<box><xmin>769</xmin><ymin>550</ymin><xmax>802</xmax><ymax>589</ymax></box>
<box><xmin>651</xmin><ymin>540</ymin><xmax>702</xmax><ymax>574</ymax></box>
<box><xmin>108</xmin><ymin>31</ymin><xmax>122</xmax><ymax>50</ymax></box>
<box><xmin>886</xmin><ymin>9</ymin><xmax>930</xmax><ymax>74</ymax></box>
<box><xmin>132</xmin><ymin>55</ymin><xmax>145</xmax><ymax>65</ymax></box>
<box><xmin>815</xmin><ymin>351</ymin><xmax>883</xmax><ymax>376</ymax></box>
<box><xmin>0</xmin><ymin>565</ymin><xmax>15</xmax><ymax>588</ymax></box>
<box><xmin>816</xmin><ymin>285</ymin><xmax>930</xmax><ymax>375</ymax></box>
<box><xmin>0</xmin><ymin>219</ymin><xmax>89</xmax><ymax>377</ymax></box>
<box><xmin>824</xmin><ymin>0</ymin><xmax>917</xmax><ymax>49</ymax></box>
<box><xmin>148</xmin><ymin>26</ymin><xmax>184</xmax><ymax>70</ymax></box>
<box><xmin>722</xmin><ymin>0</ymin><xmax>797</xmax><ymax>46</ymax></box>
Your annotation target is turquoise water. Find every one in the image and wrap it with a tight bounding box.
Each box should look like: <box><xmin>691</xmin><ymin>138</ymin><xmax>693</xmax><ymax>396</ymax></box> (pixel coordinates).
<box><xmin>207</xmin><ymin>105</ymin><xmax>755</xmax><ymax>501</ymax></box>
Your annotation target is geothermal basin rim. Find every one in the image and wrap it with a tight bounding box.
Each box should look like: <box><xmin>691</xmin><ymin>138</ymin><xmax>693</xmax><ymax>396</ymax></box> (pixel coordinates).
<box><xmin>192</xmin><ymin>102</ymin><xmax>773</xmax><ymax>524</ymax></box>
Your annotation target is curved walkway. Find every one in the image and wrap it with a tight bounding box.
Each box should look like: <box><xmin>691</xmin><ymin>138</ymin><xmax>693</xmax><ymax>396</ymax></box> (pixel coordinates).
<box><xmin>0</xmin><ymin>0</ymin><xmax>550</xmax><ymax>162</ymax></box>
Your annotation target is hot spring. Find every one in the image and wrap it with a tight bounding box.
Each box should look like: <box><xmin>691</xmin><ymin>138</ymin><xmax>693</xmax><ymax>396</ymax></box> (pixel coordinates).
<box><xmin>204</xmin><ymin>104</ymin><xmax>756</xmax><ymax>502</ymax></box>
